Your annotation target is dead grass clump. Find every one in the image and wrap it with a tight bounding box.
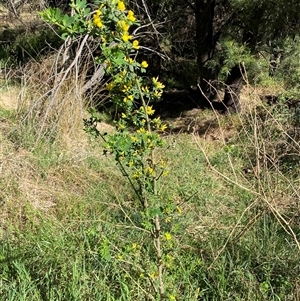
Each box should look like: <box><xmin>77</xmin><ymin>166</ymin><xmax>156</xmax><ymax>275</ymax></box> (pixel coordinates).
<box><xmin>191</xmin><ymin>85</ymin><xmax>300</xmax><ymax>256</ymax></box>
<box><xmin>18</xmin><ymin>35</ymin><xmax>109</xmax><ymax>149</ymax></box>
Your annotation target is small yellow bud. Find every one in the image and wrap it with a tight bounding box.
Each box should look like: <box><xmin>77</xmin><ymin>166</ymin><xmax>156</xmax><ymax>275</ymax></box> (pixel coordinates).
<box><xmin>132</xmin><ymin>40</ymin><xmax>140</xmax><ymax>49</ymax></box>
<box><xmin>164</xmin><ymin>232</ymin><xmax>172</xmax><ymax>241</ymax></box>
<box><xmin>141</xmin><ymin>61</ymin><xmax>148</xmax><ymax>68</ymax></box>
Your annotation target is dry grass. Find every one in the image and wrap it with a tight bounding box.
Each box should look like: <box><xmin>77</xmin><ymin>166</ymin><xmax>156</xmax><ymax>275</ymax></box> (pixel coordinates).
<box><xmin>0</xmin><ymin>84</ymin><xmax>20</xmax><ymax>110</ymax></box>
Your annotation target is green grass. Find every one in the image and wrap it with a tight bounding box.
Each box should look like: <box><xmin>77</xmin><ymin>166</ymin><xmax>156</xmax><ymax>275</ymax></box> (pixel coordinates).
<box><xmin>1</xmin><ymin>104</ymin><xmax>300</xmax><ymax>300</ymax></box>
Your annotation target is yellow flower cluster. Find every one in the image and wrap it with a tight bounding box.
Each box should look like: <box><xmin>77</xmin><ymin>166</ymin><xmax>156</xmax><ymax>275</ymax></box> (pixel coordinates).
<box><xmin>152</xmin><ymin>77</ymin><xmax>165</xmax><ymax>89</ymax></box>
<box><xmin>133</xmin><ymin>171</ymin><xmax>142</xmax><ymax>179</ymax></box>
<box><xmin>164</xmin><ymin>232</ymin><xmax>172</xmax><ymax>241</ymax></box>
<box><xmin>117</xmin><ymin>0</ymin><xmax>125</xmax><ymax>11</ymax></box>
<box><xmin>122</xmin><ymin>32</ymin><xmax>132</xmax><ymax>42</ymax></box>
<box><xmin>118</xmin><ymin>19</ymin><xmax>130</xmax><ymax>32</ymax></box>
<box><xmin>136</xmin><ymin>127</ymin><xmax>145</xmax><ymax>134</ymax></box>
<box><xmin>162</xmin><ymin>170</ymin><xmax>169</xmax><ymax>176</ymax></box>
<box><xmin>146</xmin><ymin>105</ymin><xmax>155</xmax><ymax>116</ymax></box>
<box><xmin>124</xmin><ymin>57</ymin><xmax>134</xmax><ymax>64</ymax></box>
<box><xmin>106</xmin><ymin>81</ymin><xmax>114</xmax><ymax>91</ymax></box>
<box><xmin>127</xmin><ymin>10</ymin><xmax>136</xmax><ymax>22</ymax></box>
<box><xmin>165</xmin><ymin>254</ymin><xmax>174</xmax><ymax>268</ymax></box>
<box><xmin>115</xmin><ymin>5</ymin><xmax>138</xmax><ymax>46</ymax></box>
<box><xmin>130</xmin><ymin>135</ymin><xmax>138</xmax><ymax>142</ymax></box>
<box><xmin>131</xmin><ymin>242</ymin><xmax>140</xmax><ymax>251</ymax></box>
<box><xmin>122</xmin><ymin>84</ymin><xmax>131</xmax><ymax>92</ymax></box>
<box><xmin>154</xmin><ymin>90</ymin><xmax>163</xmax><ymax>98</ymax></box>
<box><xmin>123</xmin><ymin>95</ymin><xmax>134</xmax><ymax>103</ymax></box>
<box><xmin>145</xmin><ymin>166</ymin><xmax>155</xmax><ymax>176</ymax></box>
<box><xmin>141</xmin><ymin>86</ymin><xmax>149</xmax><ymax>93</ymax></box>
<box><xmin>93</xmin><ymin>9</ymin><xmax>103</xmax><ymax>28</ymax></box>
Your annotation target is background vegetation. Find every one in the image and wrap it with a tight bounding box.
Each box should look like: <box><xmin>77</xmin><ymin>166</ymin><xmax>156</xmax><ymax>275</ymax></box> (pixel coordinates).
<box><xmin>1</xmin><ymin>0</ymin><xmax>300</xmax><ymax>300</ymax></box>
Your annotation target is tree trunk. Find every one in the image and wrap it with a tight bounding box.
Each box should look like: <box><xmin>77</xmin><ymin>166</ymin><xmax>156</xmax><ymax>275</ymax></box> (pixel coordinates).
<box><xmin>195</xmin><ymin>0</ymin><xmax>217</xmax><ymax>99</ymax></box>
<box><xmin>222</xmin><ymin>64</ymin><xmax>243</xmax><ymax>113</ymax></box>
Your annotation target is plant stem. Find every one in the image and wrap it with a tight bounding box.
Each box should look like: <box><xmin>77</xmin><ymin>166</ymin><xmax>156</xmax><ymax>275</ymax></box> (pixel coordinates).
<box><xmin>136</xmin><ymin>78</ymin><xmax>165</xmax><ymax>298</ymax></box>
<box><xmin>154</xmin><ymin>214</ymin><xmax>165</xmax><ymax>298</ymax></box>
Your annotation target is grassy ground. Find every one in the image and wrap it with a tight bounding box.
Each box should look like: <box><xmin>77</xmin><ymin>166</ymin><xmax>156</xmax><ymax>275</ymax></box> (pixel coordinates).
<box><xmin>0</xmin><ymin>82</ymin><xmax>300</xmax><ymax>300</ymax></box>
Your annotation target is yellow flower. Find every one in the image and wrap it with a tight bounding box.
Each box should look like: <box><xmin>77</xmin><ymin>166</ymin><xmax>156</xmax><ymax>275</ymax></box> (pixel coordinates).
<box><xmin>118</xmin><ymin>20</ymin><xmax>130</xmax><ymax>32</ymax></box>
<box><xmin>121</xmin><ymin>112</ymin><xmax>126</xmax><ymax>118</ymax></box>
<box><xmin>122</xmin><ymin>84</ymin><xmax>130</xmax><ymax>92</ymax></box>
<box><xmin>133</xmin><ymin>171</ymin><xmax>141</xmax><ymax>179</ymax></box>
<box><xmin>154</xmin><ymin>90</ymin><xmax>162</xmax><ymax>97</ymax></box>
<box><xmin>124</xmin><ymin>57</ymin><xmax>134</xmax><ymax>64</ymax></box>
<box><xmin>166</xmin><ymin>254</ymin><xmax>174</xmax><ymax>268</ymax></box>
<box><xmin>130</xmin><ymin>136</ymin><xmax>138</xmax><ymax>142</ymax></box>
<box><xmin>95</xmin><ymin>9</ymin><xmax>101</xmax><ymax>16</ymax></box>
<box><xmin>117</xmin><ymin>254</ymin><xmax>123</xmax><ymax>260</ymax></box>
<box><xmin>165</xmin><ymin>216</ymin><xmax>172</xmax><ymax>223</ymax></box>
<box><xmin>120</xmin><ymin>70</ymin><xmax>127</xmax><ymax>77</ymax></box>
<box><xmin>141</xmin><ymin>61</ymin><xmax>148</xmax><ymax>68</ymax></box>
<box><xmin>149</xmin><ymin>272</ymin><xmax>158</xmax><ymax>279</ymax></box>
<box><xmin>93</xmin><ymin>15</ymin><xmax>103</xmax><ymax>28</ymax></box>
<box><xmin>117</xmin><ymin>0</ymin><xmax>126</xmax><ymax>11</ymax></box>
<box><xmin>163</xmin><ymin>170</ymin><xmax>169</xmax><ymax>177</ymax></box>
<box><xmin>106</xmin><ymin>81</ymin><xmax>114</xmax><ymax>91</ymax></box>
<box><xmin>146</xmin><ymin>105</ymin><xmax>155</xmax><ymax>116</ymax></box>
<box><xmin>164</xmin><ymin>232</ymin><xmax>172</xmax><ymax>241</ymax></box>
<box><xmin>152</xmin><ymin>77</ymin><xmax>165</xmax><ymax>89</ymax></box>
<box><xmin>127</xmin><ymin>95</ymin><xmax>134</xmax><ymax>101</ymax></box>
<box><xmin>161</xmin><ymin>124</ymin><xmax>167</xmax><ymax>132</ymax></box>
<box><xmin>176</xmin><ymin>206</ymin><xmax>182</xmax><ymax>214</ymax></box>
<box><xmin>127</xmin><ymin>10</ymin><xmax>136</xmax><ymax>22</ymax></box>
<box><xmin>122</xmin><ymin>32</ymin><xmax>132</xmax><ymax>42</ymax></box>
<box><xmin>136</xmin><ymin>128</ymin><xmax>145</xmax><ymax>134</ymax></box>
<box><xmin>128</xmin><ymin>161</ymin><xmax>133</xmax><ymax>167</ymax></box>
<box><xmin>132</xmin><ymin>40</ymin><xmax>140</xmax><ymax>49</ymax></box>
<box><xmin>132</xmin><ymin>243</ymin><xmax>139</xmax><ymax>250</ymax></box>
<box><xmin>169</xmin><ymin>294</ymin><xmax>176</xmax><ymax>300</ymax></box>
<box><xmin>145</xmin><ymin>166</ymin><xmax>155</xmax><ymax>176</ymax></box>
<box><xmin>141</xmin><ymin>86</ymin><xmax>149</xmax><ymax>93</ymax></box>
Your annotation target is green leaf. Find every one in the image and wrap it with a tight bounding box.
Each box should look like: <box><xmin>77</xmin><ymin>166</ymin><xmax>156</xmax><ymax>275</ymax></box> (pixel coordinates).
<box><xmin>62</xmin><ymin>15</ymin><xmax>74</xmax><ymax>28</ymax></box>
<box><xmin>76</xmin><ymin>0</ymin><xmax>87</xmax><ymax>9</ymax></box>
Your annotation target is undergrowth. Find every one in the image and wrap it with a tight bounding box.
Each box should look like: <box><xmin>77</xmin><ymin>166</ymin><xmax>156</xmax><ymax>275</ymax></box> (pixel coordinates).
<box><xmin>1</xmin><ymin>92</ymin><xmax>300</xmax><ymax>300</ymax></box>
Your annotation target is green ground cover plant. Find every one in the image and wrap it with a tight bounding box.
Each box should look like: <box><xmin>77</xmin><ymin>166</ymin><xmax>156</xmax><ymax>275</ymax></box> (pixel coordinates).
<box><xmin>1</xmin><ymin>97</ymin><xmax>300</xmax><ymax>300</ymax></box>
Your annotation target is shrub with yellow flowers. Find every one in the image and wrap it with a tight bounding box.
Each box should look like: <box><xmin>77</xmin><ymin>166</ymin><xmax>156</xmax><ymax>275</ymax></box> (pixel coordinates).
<box><xmin>41</xmin><ymin>0</ymin><xmax>180</xmax><ymax>299</ymax></box>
